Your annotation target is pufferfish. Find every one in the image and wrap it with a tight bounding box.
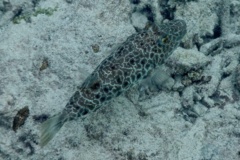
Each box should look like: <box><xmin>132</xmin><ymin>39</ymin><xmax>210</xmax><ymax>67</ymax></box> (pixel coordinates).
<box><xmin>40</xmin><ymin>19</ymin><xmax>187</xmax><ymax>147</ymax></box>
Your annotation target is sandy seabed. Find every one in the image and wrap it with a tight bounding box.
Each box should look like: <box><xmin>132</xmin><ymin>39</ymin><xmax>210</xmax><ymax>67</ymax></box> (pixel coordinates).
<box><xmin>0</xmin><ymin>0</ymin><xmax>240</xmax><ymax>159</ymax></box>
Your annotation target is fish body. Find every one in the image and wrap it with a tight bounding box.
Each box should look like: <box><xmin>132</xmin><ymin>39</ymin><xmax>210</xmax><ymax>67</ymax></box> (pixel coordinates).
<box><xmin>40</xmin><ymin>20</ymin><xmax>187</xmax><ymax>147</ymax></box>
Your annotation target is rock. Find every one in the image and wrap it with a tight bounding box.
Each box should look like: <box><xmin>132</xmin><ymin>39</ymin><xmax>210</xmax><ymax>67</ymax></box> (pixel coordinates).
<box><xmin>166</xmin><ymin>48</ymin><xmax>211</xmax><ymax>75</ymax></box>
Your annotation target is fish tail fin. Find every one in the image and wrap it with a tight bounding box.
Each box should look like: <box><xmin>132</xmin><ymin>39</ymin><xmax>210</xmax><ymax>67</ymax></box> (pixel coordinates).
<box><xmin>40</xmin><ymin>113</ymin><xmax>67</xmax><ymax>147</ymax></box>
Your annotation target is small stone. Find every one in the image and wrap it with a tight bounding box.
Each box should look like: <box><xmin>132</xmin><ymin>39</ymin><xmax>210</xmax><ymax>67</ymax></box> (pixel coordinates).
<box><xmin>181</xmin><ymin>86</ymin><xmax>195</xmax><ymax>108</ymax></box>
<box><xmin>187</xmin><ymin>70</ymin><xmax>203</xmax><ymax>82</ymax></box>
<box><xmin>131</xmin><ymin>12</ymin><xmax>148</xmax><ymax>29</ymax></box>
<box><xmin>192</xmin><ymin>102</ymin><xmax>208</xmax><ymax>116</ymax></box>
<box><xmin>182</xmin><ymin>76</ymin><xmax>192</xmax><ymax>86</ymax></box>
<box><xmin>91</xmin><ymin>44</ymin><xmax>100</xmax><ymax>53</ymax></box>
<box><xmin>167</xmin><ymin>48</ymin><xmax>211</xmax><ymax>75</ymax></box>
<box><xmin>12</xmin><ymin>106</ymin><xmax>30</xmax><ymax>132</ymax></box>
<box><xmin>39</xmin><ymin>58</ymin><xmax>49</xmax><ymax>71</ymax></box>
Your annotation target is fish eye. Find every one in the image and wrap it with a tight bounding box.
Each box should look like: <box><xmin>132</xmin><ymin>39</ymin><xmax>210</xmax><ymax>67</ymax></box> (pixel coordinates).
<box><xmin>157</xmin><ymin>36</ymin><xmax>169</xmax><ymax>46</ymax></box>
<box><xmin>162</xmin><ymin>37</ymin><xmax>169</xmax><ymax>43</ymax></box>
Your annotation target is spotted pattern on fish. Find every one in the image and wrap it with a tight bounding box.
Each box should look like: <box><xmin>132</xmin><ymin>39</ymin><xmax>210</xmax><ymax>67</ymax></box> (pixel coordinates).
<box><xmin>64</xmin><ymin>20</ymin><xmax>187</xmax><ymax>120</ymax></box>
<box><xmin>40</xmin><ymin>19</ymin><xmax>187</xmax><ymax>147</ymax></box>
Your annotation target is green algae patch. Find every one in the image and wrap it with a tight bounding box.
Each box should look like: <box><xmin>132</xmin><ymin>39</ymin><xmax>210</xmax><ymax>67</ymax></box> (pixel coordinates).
<box><xmin>12</xmin><ymin>6</ymin><xmax>58</xmax><ymax>24</ymax></box>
